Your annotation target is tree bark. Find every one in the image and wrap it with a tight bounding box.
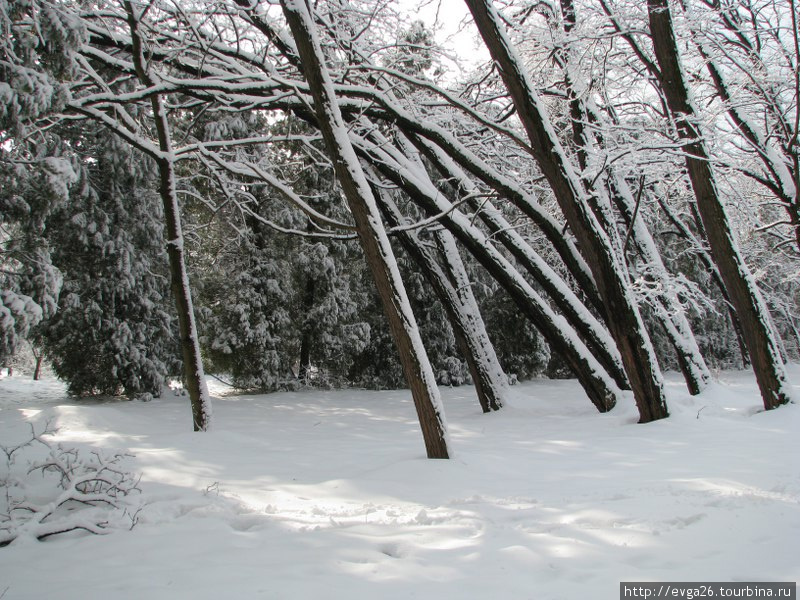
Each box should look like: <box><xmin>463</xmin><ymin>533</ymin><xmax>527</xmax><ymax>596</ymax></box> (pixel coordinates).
<box><xmin>297</xmin><ymin>276</ymin><xmax>315</xmax><ymax>382</ymax></box>
<box><xmin>433</xmin><ymin>229</ymin><xmax>508</xmax><ymax>412</ymax></box>
<box><xmin>280</xmin><ymin>0</ymin><xmax>450</xmax><ymax>458</ymax></box>
<box><xmin>647</xmin><ymin>0</ymin><xmax>793</xmax><ymax>410</ymax></box>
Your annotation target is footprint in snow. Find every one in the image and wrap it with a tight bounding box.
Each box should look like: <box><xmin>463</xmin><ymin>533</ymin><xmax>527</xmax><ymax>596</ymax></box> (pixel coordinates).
<box><xmin>378</xmin><ymin>542</ymin><xmax>406</xmax><ymax>558</ymax></box>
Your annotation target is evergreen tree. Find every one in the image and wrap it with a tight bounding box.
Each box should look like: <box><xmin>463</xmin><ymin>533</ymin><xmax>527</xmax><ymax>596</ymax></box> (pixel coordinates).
<box><xmin>200</xmin><ymin>216</ymin><xmax>297</xmax><ymax>391</ymax></box>
<box><xmin>197</xmin><ymin>116</ymin><xmax>372</xmax><ymax>390</ymax></box>
<box><xmin>0</xmin><ymin>0</ymin><xmax>83</xmax><ymax>365</ymax></box>
<box><xmin>0</xmin><ymin>158</ymin><xmax>68</xmax><ymax>363</ymax></box>
<box><xmin>37</xmin><ymin>130</ymin><xmax>180</xmax><ymax>399</ymax></box>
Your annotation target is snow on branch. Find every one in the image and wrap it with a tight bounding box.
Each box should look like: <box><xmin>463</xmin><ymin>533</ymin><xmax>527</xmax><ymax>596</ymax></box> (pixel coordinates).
<box><xmin>1</xmin><ymin>423</ymin><xmax>142</xmax><ymax>547</ymax></box>
<box><xmin>199</xmin><ymin>148</ymin><xmax>357</xmax><ymax>233</ymax></box>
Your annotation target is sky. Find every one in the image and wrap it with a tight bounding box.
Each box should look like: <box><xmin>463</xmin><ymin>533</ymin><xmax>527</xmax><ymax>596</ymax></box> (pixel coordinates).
<box><xmin>404</xmin><ymin>0</ymin><xmax>490</xmax><ymax>72</ymax></box>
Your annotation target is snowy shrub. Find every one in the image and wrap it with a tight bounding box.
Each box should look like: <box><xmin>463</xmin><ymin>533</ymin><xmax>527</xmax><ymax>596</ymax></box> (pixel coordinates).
<box><xmin>1</xmin><ymin>424</ymin><xmax>141</xmax><ymax>547</ymax></box>
<box><xmin>437</xmin><ymin>356</ymin><xmax>468</xmax><ymax>387</ymax></box>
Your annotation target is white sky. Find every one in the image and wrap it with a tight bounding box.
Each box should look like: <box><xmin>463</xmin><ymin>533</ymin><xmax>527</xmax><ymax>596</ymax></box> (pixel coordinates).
<box><xmin>401</xmin><ymin>0</ymin><xmax>490</xmax><ymax>71</ymax></box>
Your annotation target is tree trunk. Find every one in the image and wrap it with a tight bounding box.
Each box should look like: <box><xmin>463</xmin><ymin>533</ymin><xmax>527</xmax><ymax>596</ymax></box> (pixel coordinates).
<box><xmin>433</xmin><ymin>229</ymin><xmax>508</xmax><ymax>412</ymax></box>
<box><xmin>647</xmin><ymin>0</ymin><xmax>793</xmax><ymax>410</ymax></box>
<box><xmin>377</xmin><ymin>190</ymin><xmax>506</xmax><ymax>412</ymax></box>
<box><xmin>356</xmin><ymin>135</ymin><xmax>620</xmax><ymax>412</ymax></box>
<box><xmin>286</xmin><ymin>99</ymin><xmax>622</xmax><ymax>411</ymax></box>
<box><xmin>33</xmin><ymin>354</ymin><xmax>43</xmax><ymax>381</ymax></box>
<box><xmin>125</xmin><ymin>1</ymin><xmax>212</xmax><ymax>431</ymax></box>
<box><xmin>297</xmin><ymin>276</ymin><xmax>315</xmax><ymax>382</ymax></box>
<box><xmin>281</xmin><ymin>0</ymin><xmax>450</xmax><ymax>458</ymax></box>
<box><xmin>465</xmin><ymin>0</ymin><xmax>669</xmax><ymax>422</ymax></box>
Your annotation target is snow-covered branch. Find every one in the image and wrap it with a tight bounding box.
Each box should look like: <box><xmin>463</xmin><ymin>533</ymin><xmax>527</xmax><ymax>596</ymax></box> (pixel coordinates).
<box><xmin>1</xmin><ymin>425</ymin><xmax>141</xmax><ymax>547</ymax></box>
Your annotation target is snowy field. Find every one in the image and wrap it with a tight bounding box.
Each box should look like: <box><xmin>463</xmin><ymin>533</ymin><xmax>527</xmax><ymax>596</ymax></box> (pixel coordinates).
<box><xmin>1</xmin><ymin>368</ymin><xmax>798</xmax><ymax>599</ymax></box>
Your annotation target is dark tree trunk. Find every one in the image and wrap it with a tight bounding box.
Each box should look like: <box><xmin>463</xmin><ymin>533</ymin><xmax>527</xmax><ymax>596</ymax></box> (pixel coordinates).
<box><xmin>281</xmin><ymin>0</ymin><xmax>450</xmax><ymax>458</ymax></box>
<box><xmin>297</xmin><ymin>277</ymin><xmax>315</xmax><ymax>382</ymax></box>
<box><xmin>282</xmin><ymin>99</ymin><xmax>623</xmax><ymax>410</ymax></box>
<box><xmin>33</xmin><ymin>354</ymin><xmax>43</xmax><ymax>381</ymax></box>
<box><xmin>157</xmin><ymin>156</ymin><xmax>212</xmax><ymax>430</ymax></box>
<box><xmin>647</xmin><ymin>0</ymin><xmax>792</xmax><ymax>410</ymax></box>
<box><xmin>125</xmin><ymin>1</ymin><xmax>211</xmax><ymax>431</ymax></box>
<box><xmin>377</xmin><ymin>192</ymin><xmax>506</xmax><ymax>413</ymax></box>
<box><xmin>465</xmin><ymin>0</ymin><xmax>669</xmax><ymax>422</ymax></box>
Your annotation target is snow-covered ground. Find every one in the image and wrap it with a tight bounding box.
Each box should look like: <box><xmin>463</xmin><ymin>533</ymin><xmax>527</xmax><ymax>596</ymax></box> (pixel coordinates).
<box><xmin>1</xmin><ymin>368</ymin><xmax>798</xmax><ymax>599</ymax></box>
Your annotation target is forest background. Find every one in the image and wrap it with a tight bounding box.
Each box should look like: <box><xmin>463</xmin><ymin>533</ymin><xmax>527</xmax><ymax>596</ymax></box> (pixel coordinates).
<box><xmin>1</xmin><ymin>0</ymin><xmax>798</xmax><ymax>457</ymax></box>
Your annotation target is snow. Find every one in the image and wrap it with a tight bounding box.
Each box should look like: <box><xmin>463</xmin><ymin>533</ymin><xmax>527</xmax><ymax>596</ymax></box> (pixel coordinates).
<box><xmin>1</xmin><ymin>368</ymin><xmax>798</xmax><ymax>599</ymax></box>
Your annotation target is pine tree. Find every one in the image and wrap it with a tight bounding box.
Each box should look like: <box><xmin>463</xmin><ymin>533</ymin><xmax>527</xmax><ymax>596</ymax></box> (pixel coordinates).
<box><xmin>37</xmin><ymin>131</ymin><xmax>180</xmax><ymax>399</ymax></box>
<box><xmin>0</xmin><ymin>158</ymin><xmax>67</xmax><ymax>363</ymax></box>
<box><xmin>196</xmin><ymin>116</ymin><xmax>372</xmax><ymax>391</ymax></box>
<box><xmin>0</xmin><ymin>0</ymin><xmax>83</xmax><ymax>365</ymax></box>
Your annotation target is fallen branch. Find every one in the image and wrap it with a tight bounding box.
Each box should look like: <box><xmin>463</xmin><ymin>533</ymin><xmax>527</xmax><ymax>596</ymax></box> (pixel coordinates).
<box><xmin>1</xmin><ymin>425</ymin><xmax>141</xmax><ymax>546</ymax></box>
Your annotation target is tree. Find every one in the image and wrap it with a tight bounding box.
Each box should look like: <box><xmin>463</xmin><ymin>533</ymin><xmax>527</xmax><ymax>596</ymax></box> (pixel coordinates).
<box><xmin>279</xmin><ymin>0</ymin><xmax>451</xmax><ymax>458</ymax></box>
<box><xmin>75</xmin><ymin>0</ymin><xmax>628</xmax><ymax>413</ymax></box>
<box><xmin>355</xmin><ymin>127</ymin><xmax>623</xmax><ymax>412</ymax></box>
<box><xmin>683</xmin><ymin>0</ymin><xmax>800</xmax><ymax>254</ymax></box>
<box><xmin>0</xmin><ymin>159</ymin><xmax>65</xmax><ymax>365</ymax></box>
<box><xmin>126</xmin><ymin>2</ymin><xmax>212</xmax><ymax>428</ymax></box>
<box><xmin>458</xmin><ymin>0</ymin><xmax>670</xmax><ymax>422</ymax></box>
<box><xmin>0</xmin><ymin>0</ymin><xmax>80</xmax><ymax>366</ymax></box>
<box><xmin>5</xmin><ymin>0</ymin><xmax>793</xmax><ymax>436</ymax></box>
<box><xmin>199</xmin><ymin>187</ymin><xmax>370</xmax><ymax>391</ymax></box>
<box><xmin>546</xmin><ymin>0</ymin><xmax>711</xmax><ymax>395</ymax></box>
<box><xmin>646</xmin><ymin>0</ymin><xmax>794</xmax><ymax>410</ymax></box>
<box><xmin>36</xmin><ymin>129</ymin><xmax>180</xmax><ymax>400</ymax></box>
